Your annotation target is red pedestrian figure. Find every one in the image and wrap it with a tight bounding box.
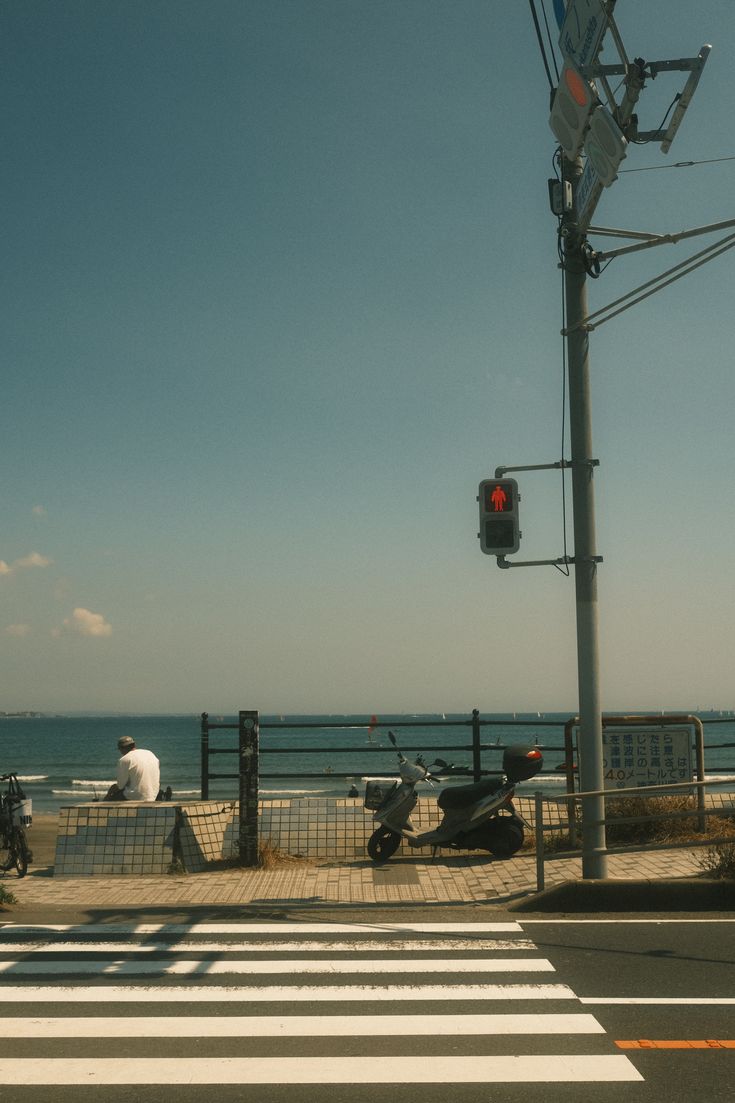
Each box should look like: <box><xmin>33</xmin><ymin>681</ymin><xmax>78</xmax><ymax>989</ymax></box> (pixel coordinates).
<box><xmin>490</xmin><ymin>484</ymin><xmax>507</xmax><ymax>512</ymax></box>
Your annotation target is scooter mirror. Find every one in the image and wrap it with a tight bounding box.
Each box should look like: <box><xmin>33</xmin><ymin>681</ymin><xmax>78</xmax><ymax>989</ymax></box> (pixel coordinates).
<box><xmin>503</xmin><ymin>744</ymin><xmax>544</xmax><ymax>783</ymax></box>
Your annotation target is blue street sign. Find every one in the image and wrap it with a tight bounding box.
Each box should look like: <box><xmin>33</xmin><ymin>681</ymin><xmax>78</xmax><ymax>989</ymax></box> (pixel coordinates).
<box><xmin>576</xmin><ymin>158</ymin><xmax>602</xmax><ymax>229</ymax></box>
<box><xmin>553</xmin><ymin>0</ymin><xmax>567</xmax><ymax>31</ymax></box>
<box><xmin>559</xmin><ymin>0</ymin><xmax>608</xmax><ymax>69</ymax></box>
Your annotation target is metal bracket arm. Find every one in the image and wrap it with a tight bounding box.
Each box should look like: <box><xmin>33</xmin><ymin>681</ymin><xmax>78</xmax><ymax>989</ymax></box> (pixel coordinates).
<box><xmin>494</xmin><ymin>460</ymin><xmax>599</xmax><ymax>478</ymax></box>
<box><xmin>581</xmin><ymin>55</ymin><xmax>708</xmax><ymax>79</ymax></box>
<box><xmin>496</xmin><ymin>555</ymin><xmax>603</xmax><ymax>570</ymax></box>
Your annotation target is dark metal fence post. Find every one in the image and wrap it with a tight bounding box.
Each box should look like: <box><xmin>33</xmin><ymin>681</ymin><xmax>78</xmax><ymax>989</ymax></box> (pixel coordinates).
<box><xmin>238</xmin><ymin>710</ymin><xmax>259</xmax><ymax>866</ymax></box>
<box><xmin>534</xmin><ymin>790</ymin><xmax>545</xmax><ymax>892</ymax></box>
<box><xmin>200</xmin><ymin>712</ymin><xmax>209</xmax><ymax>799</ymax></box>
<box><xmin>472</xmin><ymin>709</ymin><xmax>482</xmax><ymax>782</ymax></box>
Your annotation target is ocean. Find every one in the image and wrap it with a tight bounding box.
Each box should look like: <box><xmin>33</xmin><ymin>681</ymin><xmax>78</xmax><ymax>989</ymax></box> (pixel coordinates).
<box><xmin>2</xmin><ymin>712</ymin><xmax>734</xmax><ymax>816</ymax></box>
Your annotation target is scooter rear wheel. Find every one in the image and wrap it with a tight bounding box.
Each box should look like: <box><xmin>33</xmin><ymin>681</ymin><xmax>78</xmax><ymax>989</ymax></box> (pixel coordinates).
<box><xmin>367</xmin><ymin>826</ymin><xmax>402</xmax><ymax>863</ymax></box>
<box><xmin>484</xmin><ymin>816</ymin><xmax>524</xmax><ymax>859</ymax></box>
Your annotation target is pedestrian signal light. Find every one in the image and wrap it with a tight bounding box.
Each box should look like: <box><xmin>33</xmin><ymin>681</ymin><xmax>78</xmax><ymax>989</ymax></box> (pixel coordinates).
<box><xmin>549</xmin><ymin>62</ymin><xmax>597</xmax><ymax>160</ymax></box>
<box><xmin>584</xmin><ymin>105</ymin><xmax>627</xmax><ymax>186</ymax></box>
<box><xmin>478</xmin><ymin>478</ymin><xmax>520</xmax><ymax>556</ymax></box>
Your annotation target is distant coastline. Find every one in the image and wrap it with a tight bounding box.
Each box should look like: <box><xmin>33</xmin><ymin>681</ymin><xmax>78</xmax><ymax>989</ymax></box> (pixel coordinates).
<box><xmin>0</xmin><ymin>711</ymin><xmax>48</xmax><ymax>718</ymax></box>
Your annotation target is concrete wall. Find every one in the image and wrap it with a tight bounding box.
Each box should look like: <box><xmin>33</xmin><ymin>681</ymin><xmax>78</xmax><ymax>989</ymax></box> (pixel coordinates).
<box><xmin>54</xmin><ymin>800</ymin><xmax>237</xmax><ymax>876</ymax></box>
<box><xmin>54</xmin><ymin>793</ymin><xmax>731</xmax><ymax>875</ymax></box>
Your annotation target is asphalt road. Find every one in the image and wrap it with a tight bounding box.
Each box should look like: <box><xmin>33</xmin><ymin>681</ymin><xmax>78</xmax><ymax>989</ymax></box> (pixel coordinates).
<box><xmin>522</xmin><ymin>916</ymin><xmax>735</xmax><ymax>1102</ymax></box>
<box><xmin>0</xmin><ymin>909</ymin><xmax>732</xmax><ymax>1103</ymax></box>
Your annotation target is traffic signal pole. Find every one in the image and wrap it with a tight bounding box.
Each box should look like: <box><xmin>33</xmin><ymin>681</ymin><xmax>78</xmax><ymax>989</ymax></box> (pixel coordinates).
<box><xmin>563</xmin><ymin>158</ymin><xmax>607</xmax><ymax>880</ymax></box>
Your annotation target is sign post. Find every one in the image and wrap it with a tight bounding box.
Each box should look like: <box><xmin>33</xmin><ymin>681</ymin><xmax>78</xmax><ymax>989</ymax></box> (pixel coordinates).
<box><xmin>238</xmin><ymin>710</ymin><xmax>259</xmax><ymax>867</ymax></box>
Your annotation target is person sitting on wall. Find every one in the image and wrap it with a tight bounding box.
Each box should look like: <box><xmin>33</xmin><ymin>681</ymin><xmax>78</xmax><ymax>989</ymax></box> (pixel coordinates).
<box><xmin>104</xmin><ymin>736</ymin><xmax>161</xmax><ymax>801</ymax></box>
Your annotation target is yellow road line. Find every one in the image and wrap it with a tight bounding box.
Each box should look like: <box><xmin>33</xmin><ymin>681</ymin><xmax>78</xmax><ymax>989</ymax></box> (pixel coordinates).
<box><xmin>616</xmin><ymin>1040</ymin><xmax>735</xmax><ymax>1050</ymax></box>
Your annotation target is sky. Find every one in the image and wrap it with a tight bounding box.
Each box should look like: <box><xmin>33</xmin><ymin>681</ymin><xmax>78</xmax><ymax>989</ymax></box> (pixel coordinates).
<box><xmin>1</xmin><ymin>0</ymin><xmax>734</xmax><ymax>715</ymax></box>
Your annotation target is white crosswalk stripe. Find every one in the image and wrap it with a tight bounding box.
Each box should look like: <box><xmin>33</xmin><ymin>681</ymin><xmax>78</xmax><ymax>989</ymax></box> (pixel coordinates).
<box><xmin>0</xmin><ymin>955</ymin><xmax>556</xmax><ymax>976</ymax></box>
<box><xmin>0</xmin><ymin>1055</ymin><xmax>640</xmax><ymax>1084</ymax></box>
<box><xmin>0</xmin><ymin>936</ymin><xmax>538</xmax><ymax>953</ymax></box>
<box><xmin>0</xmin><ymin>982</ymin><xmax>578</xmax><ymax>1002</ymax></box>
<box><xmin>0</xmin><ymin>920</ymin><xmax>643</xmax><ymax>1087</ymax></box>
<box><xmin>0</xmin><ymin>1013</ymin><xmax>606</xmax><ymax>1037</ymax></box>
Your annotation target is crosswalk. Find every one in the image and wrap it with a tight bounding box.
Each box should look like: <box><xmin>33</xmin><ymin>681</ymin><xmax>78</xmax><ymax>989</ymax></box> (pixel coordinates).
<box><xmin>0</xmin><ymin>920</ymin><xmax>642</xmax><ymax>1088</ymax></box>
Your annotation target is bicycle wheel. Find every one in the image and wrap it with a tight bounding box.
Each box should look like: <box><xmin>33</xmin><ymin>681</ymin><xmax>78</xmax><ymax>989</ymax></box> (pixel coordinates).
<box><xmin>12</xmin><ymin>826</ymin><xmax>31</xmax><ymax>877</ymax></box>
<box><xmin>0</xmin><ymin>826</ymin><xmax>14</xmax><ymax>872</ymax></box>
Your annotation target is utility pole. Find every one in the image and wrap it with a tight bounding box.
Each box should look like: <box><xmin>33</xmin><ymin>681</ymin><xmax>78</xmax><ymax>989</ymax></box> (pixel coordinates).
<box><xmin>491</xmin><ymin>4</ymin><xmax>716</xmax><ymax>880</ymax></box>
<box><xmin>562</xmin><ymin>157</ymin><xmax>607</xmax><ymax>880</ymax></box>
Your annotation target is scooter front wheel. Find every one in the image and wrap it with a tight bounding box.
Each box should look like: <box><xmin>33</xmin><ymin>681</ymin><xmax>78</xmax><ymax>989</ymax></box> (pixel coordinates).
<box><xmin>367</xmin><ymin>826</ymin><xmax>402</xmax><ymax>863</ymax></box>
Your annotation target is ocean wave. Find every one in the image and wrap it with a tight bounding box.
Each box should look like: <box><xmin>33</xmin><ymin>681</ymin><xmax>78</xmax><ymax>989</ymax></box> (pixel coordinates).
<box><xmin>71</xmin><ymin>779</ymin><xmax>114</xmax><ymax>787</ymax></box>
<box><xmin>52</xmin><ymin>788</ymin><xmax>106</xmax><ymax>797</ymax></box>
<box><xmin>17</xmin><ymin>775</ymin><xmax>48</xmax><ymax>782</ymax></box>
<box><xmin>260</xmin><ymin>788</ymin><xmax>335</xmax><ymax>796</ymax></box>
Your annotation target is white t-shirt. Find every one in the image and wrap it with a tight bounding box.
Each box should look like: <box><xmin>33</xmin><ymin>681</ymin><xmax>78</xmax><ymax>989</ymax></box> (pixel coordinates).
<box><xmin>116</xmin><ymin>748</ymin><xmax>161</xmax><ymax>801</ymax></box>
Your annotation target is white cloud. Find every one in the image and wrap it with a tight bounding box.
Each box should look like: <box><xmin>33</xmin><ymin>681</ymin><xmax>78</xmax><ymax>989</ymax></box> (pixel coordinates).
<box><xmin>5</xmin><ymin>624</ymin><xmax>31</xmax><ymax>637</ymax></box>
<box><xmin>63</xmin><ymin>607</ymin><xmax>113</xmax><ymax>638</ymax></box>
<box><xmin>14</xmin><ymin>551</ymin><xmax>52</xmax><ymax>570</ymax></box>
<box><xmin>0</xmin><ymin>551</ymin><xmax>53</xmax><ymax>577</ymax></box>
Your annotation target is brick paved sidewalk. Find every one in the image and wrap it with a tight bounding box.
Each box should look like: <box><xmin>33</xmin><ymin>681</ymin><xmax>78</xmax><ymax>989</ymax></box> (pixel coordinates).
<box><xmin>0</xmin><ymin>846</ymin><xmax>706</xmax><ymax>910</ymax></box>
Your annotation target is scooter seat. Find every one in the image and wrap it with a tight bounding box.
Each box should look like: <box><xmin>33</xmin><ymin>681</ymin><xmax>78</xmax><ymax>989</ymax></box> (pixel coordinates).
<box><xmin>437</xmin><ymin>777</ymin><xmax>505</xmax><ymax>810</ymax></box>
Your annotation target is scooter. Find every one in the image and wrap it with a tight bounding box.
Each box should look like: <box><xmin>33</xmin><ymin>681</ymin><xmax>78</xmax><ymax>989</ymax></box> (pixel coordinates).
<box><xmin>364</xmin><ymin>731</ymin><xmax>543</xmax><ymax>862</ymax></box>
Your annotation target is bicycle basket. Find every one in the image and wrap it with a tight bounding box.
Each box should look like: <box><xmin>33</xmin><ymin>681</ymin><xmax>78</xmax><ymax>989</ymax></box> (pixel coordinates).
<box><xmin>364</xmin><ymin>779</ymin><xmax>397</xmax><ymax>811</ymax></box>
<box><xmin>10</xmin><ymin>798</ymin><xmax>32</xmax><ymax>827</ymax></box>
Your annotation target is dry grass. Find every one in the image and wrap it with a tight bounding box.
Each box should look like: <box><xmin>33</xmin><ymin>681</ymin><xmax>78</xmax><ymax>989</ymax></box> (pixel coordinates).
<box><xmin>525</xmin><ymin>796</ymin><xmax>735</xmax><ymax>859</ymax></box>
<box><xmin>604</xmin><ymin>795</ymin><xmax>725</xmax><ymax>845</ymax></box>
<box><xmin>255</xmin><ymin>837</ymin><xmax>312</xmax><ymax>870</ymax></box>
<box><xmin>698</xmin><ymin>842</ymin><xmax>735</xmax><ymax>880</ymax></box>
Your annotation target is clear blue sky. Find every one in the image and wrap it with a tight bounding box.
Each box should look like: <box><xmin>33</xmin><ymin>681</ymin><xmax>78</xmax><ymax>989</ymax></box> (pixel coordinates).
<box><xmin>2</xmin><ymin>1</ymin><xmax>734</xmax><ymax>714</ymax></box>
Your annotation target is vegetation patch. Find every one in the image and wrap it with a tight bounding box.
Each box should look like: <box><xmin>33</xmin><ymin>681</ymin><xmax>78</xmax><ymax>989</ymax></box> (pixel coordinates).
<box><xmin>698</xmin><ymin>842</ymin><xmax>735</xmax><ymax>880</ymax></box>
<box><xmin>0</xmin><ymin>882</ymin><xmax>18</xmax><ymax>907</ymax></box>
<box><xmin>527</xmin><ymin>795</ymin><xmax>735</xmax><ymax>854</ymax></box>
<box><xmin>255</xmin><ymin>838</ymin><xmax>312</xmax><ymax>869</ymax></box>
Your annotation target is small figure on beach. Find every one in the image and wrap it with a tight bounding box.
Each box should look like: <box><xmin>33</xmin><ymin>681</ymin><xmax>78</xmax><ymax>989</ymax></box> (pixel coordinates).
<box><xmin>347</xmin><ymin>783</ymin><xmax>359</xmax><ymax>797</ymax></box>
<box><xmin>104</xmin><ymin>736</ymin><xmax>161</xmax><ymax>801</ymax></box>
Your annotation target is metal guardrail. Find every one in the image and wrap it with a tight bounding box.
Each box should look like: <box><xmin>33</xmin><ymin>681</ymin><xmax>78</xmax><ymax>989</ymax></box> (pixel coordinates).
<box><xmin>533</xmin><ymin>777</ymin><xmax>735</xmax><ymax>892</ymax></box>
<box><xmin>197</xmin><ymin>710</ymin><xmax>735</xmax><ymax>868</ymax></box>
<box><xmin>200</xmin><ymin>709</ymin><xmax>569</xmax><ymax>792</ymax></box>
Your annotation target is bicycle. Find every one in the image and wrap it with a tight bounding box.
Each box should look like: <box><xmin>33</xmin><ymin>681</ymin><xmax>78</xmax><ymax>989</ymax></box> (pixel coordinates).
<box><xmin>0</xmin><ymin>774</ymin><xmax>33</xmax><ymax>877</ymax></box>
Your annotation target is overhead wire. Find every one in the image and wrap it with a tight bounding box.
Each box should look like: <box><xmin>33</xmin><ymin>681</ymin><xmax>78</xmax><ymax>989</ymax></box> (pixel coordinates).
<box><xmin>557</xmin><ymin>234</ymin><xmax>571</xmax><ymax>577</ymax></box>
<box><xmin>529</xmin><ymin>0</ymin><xmax>555</xmax><ymax>92</ymax></box>
<box><xmin>539</xmin><ymin>0</ymin><xmax>560</xmax><ymax>83</ymax></box>
<box><xmin>619</xmin><ymin>153</ymin><xmax>735</xmax><ymax>174</ymax></box>
<box><xmin>531</xmin><ymin>8</ymin><xmax>570</xmax><ymax>573</ymax></box>
<box><xmin>565</xmin><ymin>231</ymin><xmax>735</xmax><ymax>333</ymax></box>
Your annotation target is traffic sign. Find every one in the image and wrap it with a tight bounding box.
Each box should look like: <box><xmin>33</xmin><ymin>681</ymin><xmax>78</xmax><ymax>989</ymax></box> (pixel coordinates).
<box><xmin>558</xmin><ymin>0</ymin><xmax>608</xmax><ymax>69</ymax></box>
<box><xmin>575</xmin><ymin>157</ymin><xmax>603</xmax><ymax>229</ymax></box>
<box><xmin>584</xmin><ymin>105</ymin><xmax>627</xmax><ymax>185</ymax></box>
<box><xmin>549</xmin><ymin>61</ymin><xmax>597</xmax><ymax>160</ymax></box>
<box><xmin>552</xmin><ymin>0</ymin><xmax>567</xmax><ymax>30</ymax></box>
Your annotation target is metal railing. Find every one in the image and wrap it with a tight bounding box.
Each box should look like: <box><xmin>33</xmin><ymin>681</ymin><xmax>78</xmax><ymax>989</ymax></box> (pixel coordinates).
<box><xmin>200</xmin><ymin>709</ymin><xmax>569</xmax><ymax>795</ymax></box>
<box><xmin>533</xmin><ymin>778</ymin><xmax>735</xmax><ymax>892</ymax></box>
<box><xmin>197</xmin><ymin>710</ymin><xmax>735</xmax><ymax>868</ymax></box>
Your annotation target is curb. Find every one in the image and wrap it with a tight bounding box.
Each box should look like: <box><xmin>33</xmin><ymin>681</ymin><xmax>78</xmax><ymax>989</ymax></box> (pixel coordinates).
<box><xmin>509</xmin><ymin>877</ymin><xmax>735</xmax><ymax>913</ymax></box>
